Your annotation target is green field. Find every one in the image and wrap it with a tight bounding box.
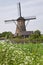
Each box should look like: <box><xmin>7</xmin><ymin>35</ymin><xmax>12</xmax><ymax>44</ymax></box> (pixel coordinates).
<box><xmin>0</xmin><ymin>42</ymin><xmax>43</xmax><ymax>65</ymax></box>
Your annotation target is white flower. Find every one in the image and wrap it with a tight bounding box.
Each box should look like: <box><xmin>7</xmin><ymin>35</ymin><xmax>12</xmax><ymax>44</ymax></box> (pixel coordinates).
<box><xmin>32</xmin><ymin>57</ymin><xmax>34</xmax><ymax>60</ymax></box>
<box><xmin>41</xmin><ymin>55</ymin><xmax>43</xmax><ymax>58</ymax></box>
<box><xmin>24</xmin><ymin>61</ymin><xmax>28</xmax><ymax>64</ymax></box>
<box><xmin>2</xmin><ymin>49</ymin><xmax>5</xmax><ymax>51</ymax></box>
<box><xmin>3</xmin><ymin>64</ymin><xmax>5</xmax><ymax>65</ymax></box>
<box><xmin>28</xmin><ymin>59</ymin><xmax>32</xmax><ymax>62</ymax></box>
<box><xmin>19</xmin><ymin>63</ymin><xmax>24</xmax><ymax>65</ymax></box>
<box><xmin>11</xmin><ymin>58</ymin><xmax>15</xmax><ymax>61</ymax></box>
<box><xmin>10</xmin><ymin>46</ymin><xmax>14</xmax><ymax>49</ymax></box>
<box><xmin>37</xmin><ymin>63</ymin><xmax>40</xmax><ymax>65</ymax></box>
<box><xmin>26</xmin><ymin>56</ymin><xmax>30</xmax><ymax>60</ymax></box>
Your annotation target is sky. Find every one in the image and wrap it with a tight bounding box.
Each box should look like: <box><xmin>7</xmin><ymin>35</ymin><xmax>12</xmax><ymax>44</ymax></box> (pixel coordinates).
<box><xmin>0</xmin><ymin>0</ymin><xmax>43</xmax><ymax>34</ymax></box>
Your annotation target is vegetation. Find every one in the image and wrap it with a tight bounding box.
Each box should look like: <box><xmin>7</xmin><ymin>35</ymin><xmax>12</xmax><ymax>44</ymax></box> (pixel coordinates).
<box><xmin>0</xmin><ymin>30</ymin><xmax>43</xmax><ymax>43</ymax></box>
<box><xmin>13</xmin><ymin>30</ymin><xmax>43</xmax><ymax>43</ymax></box>
<box><xmin>29</xmin><ymin>30</ymin><xmax>43</xmax><ymax>43</ymax></box>
<box><xmin>0</xmin><ymin>32</ymin><xmax>13</xmax><ymax>38</ymax></box>
<box><xmin>0</xmin><ymin>42</ymin><xmax>43</xmax><ymax>65</ymax></box>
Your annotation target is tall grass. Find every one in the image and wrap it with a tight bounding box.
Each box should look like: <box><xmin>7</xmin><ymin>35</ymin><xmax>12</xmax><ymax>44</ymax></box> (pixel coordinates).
<box><xmin>0</xmin><ymin>42</ymin><xmax>43</xmax><ymax>65</ymax></box>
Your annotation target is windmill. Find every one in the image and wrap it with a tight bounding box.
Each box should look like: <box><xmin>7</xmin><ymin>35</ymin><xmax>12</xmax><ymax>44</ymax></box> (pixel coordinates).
<box><xmin>5</xmin><ymin>2</ymin><xmax>36</xmax><ymax>36</ymax></box>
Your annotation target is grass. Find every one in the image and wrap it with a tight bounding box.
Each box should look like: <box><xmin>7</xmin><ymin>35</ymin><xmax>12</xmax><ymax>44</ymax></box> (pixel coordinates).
<box><xmin>0</xmin><ymin>41</ymin><xmax>43</xmax><ymax>65</ymax></box>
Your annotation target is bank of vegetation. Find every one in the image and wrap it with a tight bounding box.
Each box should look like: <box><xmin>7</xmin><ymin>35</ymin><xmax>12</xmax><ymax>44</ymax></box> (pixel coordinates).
<box><xmin>0</xmin><ymin>42</ymin><xmax>43</xmax><ymax>65</ymax></box>
<box><xmin>0</xmin><ymin>30</ymin><xmax>43</xmax><ymax>43</ymax></box>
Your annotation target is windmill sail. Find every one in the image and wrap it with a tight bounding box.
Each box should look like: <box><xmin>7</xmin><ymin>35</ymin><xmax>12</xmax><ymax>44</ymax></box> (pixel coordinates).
<box><xmin>5</xmin><ymin>19</ymin><xmax>17</xmax><ymax>22</ymax></box>
<box><xmin>18</xmin><ymin>2</ymin><xmax>21</xmax><ymax>17</ymax></box>
<box><xmin>24</xmin><ymin>16</ymin><xmax>36</xmax><ymax>20</ymax></box>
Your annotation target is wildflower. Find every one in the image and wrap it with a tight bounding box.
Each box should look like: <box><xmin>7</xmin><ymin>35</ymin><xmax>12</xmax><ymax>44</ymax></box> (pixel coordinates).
<box><xmin>41</xmin><ymin>55</ymin><xmax>43</xmax><ymax>58</ymax></box>
<box><xmin>26</xmin><ymin>56</ymin><xmax>30</xmax><ymax>60</ymax></box>
<box><xmin>24</xmin><ymin>61</ymin><xmax>28</xmax><ymax>64</ymax></box>
<box><xmin>32</xmin><ymin>57</ymin><xmax>34</xmax><ymax>60</ymax></box>
<box><xmin>37</xmin><ymin>63</ymin><xmax>40</xmax><ymax>65</ymax></box>
<box><xmin>19</xmin><ymin>63</ymin><xmax>24</xmax><ymax>65</ymax></box>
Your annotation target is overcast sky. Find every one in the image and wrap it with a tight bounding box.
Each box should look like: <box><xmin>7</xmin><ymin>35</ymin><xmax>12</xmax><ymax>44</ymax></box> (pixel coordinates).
<box><xmin>0</xmin><ymin>0</ymin><xmax>43</xmax><ymax>34</ymax></box>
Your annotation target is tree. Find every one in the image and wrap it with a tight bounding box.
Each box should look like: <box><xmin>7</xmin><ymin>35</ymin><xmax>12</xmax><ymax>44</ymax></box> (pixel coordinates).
<box><xmin>29</xmin><ymin>30</ymin><xmax>41</xmax><ymax>43</ymax></box>
<box><xmin>1</xmin><ymin>32</ymin><xmax>13</xmax><ymax>39</ymax></box>
<box><xmin>33</xmin><ymin>30</ymin><xmax>41</xmax><ymax>38</ymax></box>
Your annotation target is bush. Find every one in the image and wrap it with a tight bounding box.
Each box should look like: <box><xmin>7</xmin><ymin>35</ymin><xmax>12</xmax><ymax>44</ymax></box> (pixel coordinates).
<box><xmin>0</xmin><ymin>42</ymin><xmax>43</xmax><ymax>65</ymax></box>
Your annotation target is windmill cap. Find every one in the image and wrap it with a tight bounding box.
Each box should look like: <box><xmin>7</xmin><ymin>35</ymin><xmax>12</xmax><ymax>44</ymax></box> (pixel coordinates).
<box><xmin>17</xmin><ymin>17</ymin><xmax>25</xmax><ymax>21</ymax></box>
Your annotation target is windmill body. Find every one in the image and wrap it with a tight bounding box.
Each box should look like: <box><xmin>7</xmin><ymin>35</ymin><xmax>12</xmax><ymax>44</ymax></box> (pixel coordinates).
<box><xmin>16</xmin><ymin>17</ymin><xmax>26</xmax><ymax>35</ymax></box>
<box><xmin>5</xmin><ymin>2</ymin><xmax>36</xmax><ymax>36</ymax></box>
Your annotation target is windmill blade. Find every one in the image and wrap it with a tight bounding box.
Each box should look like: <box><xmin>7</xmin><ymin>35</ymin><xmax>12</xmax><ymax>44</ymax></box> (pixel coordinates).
<box><xmin>18</xmin><ymin>2</ymin><xmax>21</xmax><ymax>17</ymax></box>
<box><xmin>14</xmin><ymin>21</ymin><xmax>22</xmax><ymax>32</ymax></box>
<box><xmin>24</xmin><ymin>16</ymin><xmax>36</xmax><ymax>21</ymax></box>
<box><xmin>5</xmin><ymin>19</ymin><xmax>22</xmax><ymax>32</ymax></box>
<box><xmin>13</xmin><ymin>21</ymin><xmax>21</xmax><ymax>32</ymax></box>
<box><xmin>25</xmin><ymin>16</ymin><xmax>36</xmax><ymax>26</ymax></box>
<box><xmin>25</xmin><ymin>21</ymin><xmax>29</xmax><ymax>27</ymax></box>
<box><xmin>5</xmin><ymin>19</ymin><xmax>17</xmax><ymax>22</ymax></box>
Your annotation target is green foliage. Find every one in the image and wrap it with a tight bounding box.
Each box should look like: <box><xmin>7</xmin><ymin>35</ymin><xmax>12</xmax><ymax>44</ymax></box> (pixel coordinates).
<box><xmin>29</xmin><ymin>30</ymin><xmax>43</xmax><ymax>43</ymax></box>
<box><xmin>0</xmin><ymin>42</ymin><xmax>43</xmax><ymax>65</ymax></box>
<box><xmin>0</xmin><ymin>33</ymin><xmax>2</xmax><ymax>37</ymax></box>
<box><xmin>30</xmin><ymin>30</ymin><xmax>41</xmax><ymax>39</ymax></box>
<box><xmin>13</xmin><ymin>37</ymin><xmax>29</xmax><ymax>43</ymax></box>
<box><xmin>0</xmin><ymin>30</ymin><xmax>43</xmax><ymax>43</ymax></box>
<box><xmin>33</xmin><ymin>30</ymin><xmax>41</xmax><ymax>38</ymax></box>
<box><xmin>0</xmin><ymin>32</ymin><xmax>13</xmax><ymax>39</ymax></box>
